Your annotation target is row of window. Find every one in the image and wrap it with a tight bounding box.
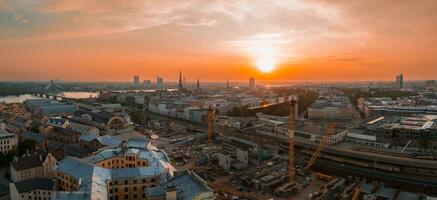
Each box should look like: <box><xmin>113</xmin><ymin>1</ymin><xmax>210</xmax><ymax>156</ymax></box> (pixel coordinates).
<box><xmin>126</xmin><ymin>156</ymin><xmax>136</xmax><ymax>161</ymax></box>
<box><xmin>0</xmin><ymin>140</ymin><xmax>11</xmax><ymax>144</ymax></box>
<box><xmin>21</xmin><ymin>190</ymin><xmax>52</xmax><ymax>200</ymax></box>
<box><xmin>100</xmin><ymin>159</ymin><xmax>148</xmax><ymax>169</ymax></box>
<box><xmin>109</xmin><ymin>193</ymin><xmax>145</xmax><ymax>200</ymax></box>
<box><xmin>0</xmin><ymin>145</ymin><xmax>12</xmax><ymax>150</ymax></box>
<box><xmin>110</xmin><ymin>178</ymin><xmax>155</xmax><ymax>186</ymax></box>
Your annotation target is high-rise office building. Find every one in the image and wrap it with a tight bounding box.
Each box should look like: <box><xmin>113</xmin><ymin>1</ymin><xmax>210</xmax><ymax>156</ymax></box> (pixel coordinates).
<box><xmin>249</xmin><ymin>77</ymin><xmax>256</xmax><ymax>89</ymax></box>
<box><xmin>157</xmin><ymin>76</ymin><xmax>164</xmax><ymax>90</ymax></box>
<box><xmin>396</xmin><ymin>73</ymin><xmax>404</xmax><ymax>89</ymax></box>
<box><xmin>143</xmin><ymin>80</ymin><xmax>151</xmax><ymax>87</ymax></box>
<box><xmin>133</xmin><ymin>75</ymin><xmax>140</xmax><ymax>85</ymax></box>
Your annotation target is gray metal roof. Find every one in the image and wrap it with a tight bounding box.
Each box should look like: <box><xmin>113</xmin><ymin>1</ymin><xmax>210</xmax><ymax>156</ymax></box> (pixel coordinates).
<box><xmin>375</xmin><ymin>186</ymin><xmax>398</xmax><ymax>199</ymax></box>
<box><xmin>14</xmin><ymin>178</ymin><xmax>54</xmax><ymax>193</ymax></box>
<box><xmin>22</xmin><ymin>131</ymin><xmax>44</xmax><ymax>143</ymax></box>
<box><xmin>165</xmin><ymin>171</ymin><xmax>213</xmax><ymax>200</ymax></box>
<box><xmin>144</xmin><ymin>187</ymin><xmax>166</xmax><ymax>197</ymax></box>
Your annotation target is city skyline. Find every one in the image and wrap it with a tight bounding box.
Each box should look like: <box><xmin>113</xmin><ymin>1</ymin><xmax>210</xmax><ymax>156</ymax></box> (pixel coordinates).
<box><xmin>1</xmin><ymin>0</ymin><xmax>437</xmax><ymax>81</ymax></box>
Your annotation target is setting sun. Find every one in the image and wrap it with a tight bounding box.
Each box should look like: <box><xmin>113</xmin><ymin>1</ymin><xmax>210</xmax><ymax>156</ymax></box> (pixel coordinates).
<box><xmin>255</xmin><ymin>56</ymin><xmax>276</xmax><ymax>73</ymax></box>
<box><xmin>254</xmin><ymin>46</ymin><xmax>278</xmax><ymax>73</ymax></box>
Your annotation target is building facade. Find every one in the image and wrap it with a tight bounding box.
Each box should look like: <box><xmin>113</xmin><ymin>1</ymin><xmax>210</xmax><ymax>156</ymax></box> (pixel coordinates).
<box><xmin>10</xmin><ymin>150</ymin><xmax>57</xmax><ymax>182</ymax></box>
<box><xmin>9</xmin><ymin>178</ymin><xmax>54</xmax><ymax>200</ymax></box>
<box><xmin>52</xmin><ymin>138</ymin><xmax>177</xmax><ymax>200</ymax></box>
<box><xmin>0</xmin><ymin>123</ymin><xmax>18</xmax><ymax>154</ymax></box>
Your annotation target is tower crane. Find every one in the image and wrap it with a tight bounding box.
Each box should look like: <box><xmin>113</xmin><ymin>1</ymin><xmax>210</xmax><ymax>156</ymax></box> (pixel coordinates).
<box><xmin>302</xmin><ymin>123</ymin><xmax>336</xmax><ymax>174</ymax></box>
<box><xmin>288</xmin><ymin>97</ymin><xmax>298</xmax><ymax>182</ymax></box>
<box><xmin>352</xmin><ymin>188</ymin><xmax>361</xmax><ymax>200</ymax></box>
<box><xmin>207</xmin><ymin>106</ymin><xmax>216</xmax><ymax>144</ymax></box>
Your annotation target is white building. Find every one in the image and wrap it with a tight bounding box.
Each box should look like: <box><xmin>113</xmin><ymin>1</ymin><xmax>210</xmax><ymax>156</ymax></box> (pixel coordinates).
<box><xmin>0</xmin><ymin>123</ymin><xmax>18</xmax><ymax>155</ymax></box>
<box><xmin>135</xmin><ymin>95</ymin><xmax>146</xmax><ymax>105</ymax></box>
<box><xmin>215</xmin><ymin>116</ymin><xmax>244</xmax><ymax>129</ymax></box>
<box><xmin>236</xmin><ymin>148</ymin><xmax>249</xmax><ymax>166</ymax></box>
<box><xmin>217</xmin><ymin>153</ymin><xmax>231</xmax><ymax>171</ymax></box>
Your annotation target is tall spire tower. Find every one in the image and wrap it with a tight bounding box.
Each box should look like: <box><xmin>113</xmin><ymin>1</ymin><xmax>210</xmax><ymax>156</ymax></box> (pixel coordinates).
<box><xmin>178</xmin><ymin>70</ymin><xmax>183</xmax><ymax>90</ymax></box>
<box><xmin>226</xmin><ymin>78</ymin><xmax>229</xmax><ymax>89</ymax></box>
<box><xmin>196</xmin><ymin>78</ymin><xmax>200</xmax><ymax>91</ymax></box>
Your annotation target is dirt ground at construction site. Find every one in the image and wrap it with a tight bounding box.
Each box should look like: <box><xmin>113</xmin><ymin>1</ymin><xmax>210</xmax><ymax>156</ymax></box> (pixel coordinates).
<box><xmin>208</xmin><ymin>175</ymin><xmax>327</xmax><ymax>200</ymax></box>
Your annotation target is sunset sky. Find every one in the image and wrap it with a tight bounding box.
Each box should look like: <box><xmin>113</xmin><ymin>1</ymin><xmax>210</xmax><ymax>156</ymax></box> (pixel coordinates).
<box><xmin>0</xmin><ymin>0</ymin><xmax>436</xmax><ymax>82</ymax></box>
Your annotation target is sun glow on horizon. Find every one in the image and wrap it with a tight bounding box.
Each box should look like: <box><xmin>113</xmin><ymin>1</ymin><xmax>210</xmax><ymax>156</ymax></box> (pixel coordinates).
<box><xmin>254</xmin><ymin>46</ymin><xmax>278</xmax><ymax>73</ymax></box>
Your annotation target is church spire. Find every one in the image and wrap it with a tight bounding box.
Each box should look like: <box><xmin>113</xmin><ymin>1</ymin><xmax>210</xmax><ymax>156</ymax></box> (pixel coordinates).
<box><xmin>178</xmin><ymin>70</ymin><xmax>183</xmax><ymax>90</ymax></box>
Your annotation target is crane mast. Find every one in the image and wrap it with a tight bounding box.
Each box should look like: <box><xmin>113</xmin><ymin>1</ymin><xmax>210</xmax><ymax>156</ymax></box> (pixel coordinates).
<box><xmin>207</xmin><ymin>106</ymin><xmax>214</xmax><ymax>143</ymax></box>
<box><xmin>288</xmin><ymin>98</ymin><xmax>297</xmax><ymax>182</ymax></box>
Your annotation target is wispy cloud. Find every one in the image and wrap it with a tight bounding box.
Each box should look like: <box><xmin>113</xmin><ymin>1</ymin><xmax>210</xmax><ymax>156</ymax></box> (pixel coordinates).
<box><xmin>13</xmin><ymin>14</ymin><xmax>28</xmax><ymax>23</ymax></box>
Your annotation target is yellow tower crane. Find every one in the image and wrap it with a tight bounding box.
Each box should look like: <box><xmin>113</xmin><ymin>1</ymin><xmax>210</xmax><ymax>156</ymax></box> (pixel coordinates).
<box><xmin>352</xmin><ymin>188</ymin><xmax>361</xmax><ymax>200</ymax></box>
<box><xmin>288</xmin><ymin>97</ymin><xmax>298</xmax><ymax>182</ymax></box>
<box><xmin>207</xmin><ymin>106</ymin><xmax>216</xmax><ymax>144</ymax></box>
<box><xmin>302</xmin><ymin>123</ymin><xmax>336</xmax><ymax>174</ymax></box>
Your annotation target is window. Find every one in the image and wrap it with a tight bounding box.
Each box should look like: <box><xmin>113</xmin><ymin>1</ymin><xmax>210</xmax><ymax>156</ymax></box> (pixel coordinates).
<box><xmin>125</xmin><ymin>180</ymin><xmax>128</xmax><ymax>185</ymax></box>
<box><xmin>124</xmin><ymin>187</ymin><xmax>128</xmax><ymax>192</ymax></box>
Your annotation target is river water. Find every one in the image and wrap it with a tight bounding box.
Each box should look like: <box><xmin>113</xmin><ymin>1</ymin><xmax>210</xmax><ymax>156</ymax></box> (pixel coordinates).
<box><xmin>0</xmin><ymin>92</ymin><xmax>99</xmax><ymax>103</ymax></box>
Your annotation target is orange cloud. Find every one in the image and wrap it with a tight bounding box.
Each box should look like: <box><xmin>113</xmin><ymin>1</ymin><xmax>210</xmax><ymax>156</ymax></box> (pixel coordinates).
<box><xmin>0</xmin><ymin>0</ymin><xmax>436</xmax><ymax>81</ymax></box>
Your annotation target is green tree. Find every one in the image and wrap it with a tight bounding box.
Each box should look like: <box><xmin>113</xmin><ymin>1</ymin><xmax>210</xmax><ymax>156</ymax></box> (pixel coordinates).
<box><xmin>29</xmin><ymin>125</ymin><xmax>40</xmax><ymax>133</ymax></box>
<box><xmin>129</xmin><ymin>111</ymin><xmax>145</xmax><ymax>125</ymax></box>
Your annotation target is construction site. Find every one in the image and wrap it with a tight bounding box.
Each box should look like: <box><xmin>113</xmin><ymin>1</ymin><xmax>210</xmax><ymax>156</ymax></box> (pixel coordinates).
<box><xmin>144</xmin><ymin>97</ymin><xmax>437</xmax><ymax>200</ymax></box>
